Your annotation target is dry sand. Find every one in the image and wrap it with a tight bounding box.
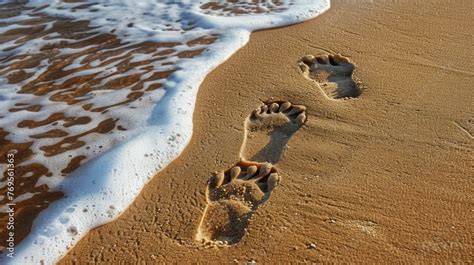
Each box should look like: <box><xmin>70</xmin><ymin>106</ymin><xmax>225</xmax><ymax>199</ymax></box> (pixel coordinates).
<box><xmin>60</xmin><ymin>0</ymin><xmax>473</xmax><ymax>263</ymax></box>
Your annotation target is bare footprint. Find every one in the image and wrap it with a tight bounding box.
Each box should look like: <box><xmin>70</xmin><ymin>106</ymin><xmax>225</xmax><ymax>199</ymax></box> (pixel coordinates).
<box><xmin>299</xmin><ymin>53</ymin><xmax>361</xmax><ymax>99</ymax></box>
<box><xmin>241</xmin><ymin>100</ymin><xmax>307</xmax><ymax>163</ymax></box>
<box><xmin>195</xmin><ymin>161</ymin><xmax>280</xmax><ymax>245</ymax></box>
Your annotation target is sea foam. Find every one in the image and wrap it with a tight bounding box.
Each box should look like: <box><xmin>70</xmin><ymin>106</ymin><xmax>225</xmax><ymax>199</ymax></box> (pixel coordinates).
<box><xmin>0</xmin><ymin>1</ymin><xmax>329</xmax><ymax>263</ymax></box>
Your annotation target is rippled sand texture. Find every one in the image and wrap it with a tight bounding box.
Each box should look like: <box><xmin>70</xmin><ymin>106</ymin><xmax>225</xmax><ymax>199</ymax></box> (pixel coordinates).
<box><xmin>0</xmin><ymin>0</ymin><xmax>298</xmax><ymax>254</ymax></box>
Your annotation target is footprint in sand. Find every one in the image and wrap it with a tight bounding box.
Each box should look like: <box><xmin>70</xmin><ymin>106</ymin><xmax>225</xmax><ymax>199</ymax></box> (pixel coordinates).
<box><xmin>195</xmin><ymin>161</ymin><xmax>280</xmax><ymax>245</ymax></box>
<box><xmin>241</xmin><ymin>100</ymin><xmax>307</xmax><ymax>164</ymax></box>
<box><xmin>196</xmin><ymin>101</ymin><xmax>307</xmax><ymax>245</ymax></box>
<box><xmin>299</xmin><ymin>53</ymin><xmax>361</xmax><ymax>99</ymax></box>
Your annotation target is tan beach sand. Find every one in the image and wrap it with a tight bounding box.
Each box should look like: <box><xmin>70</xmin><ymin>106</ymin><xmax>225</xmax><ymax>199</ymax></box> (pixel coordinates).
<box><xmin>60</xmin><ymin>0</ymin><xmax>473</xmax><ymax>263</ymax></box>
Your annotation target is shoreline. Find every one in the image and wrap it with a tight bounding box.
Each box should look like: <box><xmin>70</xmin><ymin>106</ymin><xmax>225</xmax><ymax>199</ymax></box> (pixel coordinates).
<box><xmin>1</xmin><ymin>2</ymin><xmax>332</xmax><ymax>263</ymax></box>
<box><xmin>59</xmin><ymin>0</ymin><xmax>474</xmax><ymax>263</ymax></box>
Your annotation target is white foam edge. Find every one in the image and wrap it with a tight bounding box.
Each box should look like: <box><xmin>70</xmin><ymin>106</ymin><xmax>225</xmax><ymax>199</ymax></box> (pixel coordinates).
<box><xmin>190</xmin><ymin>0</ymin><xmax>330</xmax><ymax>31</ymax></box>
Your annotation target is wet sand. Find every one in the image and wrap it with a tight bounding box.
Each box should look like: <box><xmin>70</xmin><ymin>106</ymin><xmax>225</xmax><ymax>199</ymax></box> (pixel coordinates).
<box><xmin>57</xmin><ymin>0</ymin><xmax>473</xmax><ymax>263</ymax></box>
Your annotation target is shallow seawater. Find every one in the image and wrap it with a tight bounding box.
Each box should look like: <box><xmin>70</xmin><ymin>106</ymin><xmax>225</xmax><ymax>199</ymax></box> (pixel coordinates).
<box><xmin>0</xmin><ymin>0</ymin><xmax>329</xmax><ymax>263</ymax></box>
